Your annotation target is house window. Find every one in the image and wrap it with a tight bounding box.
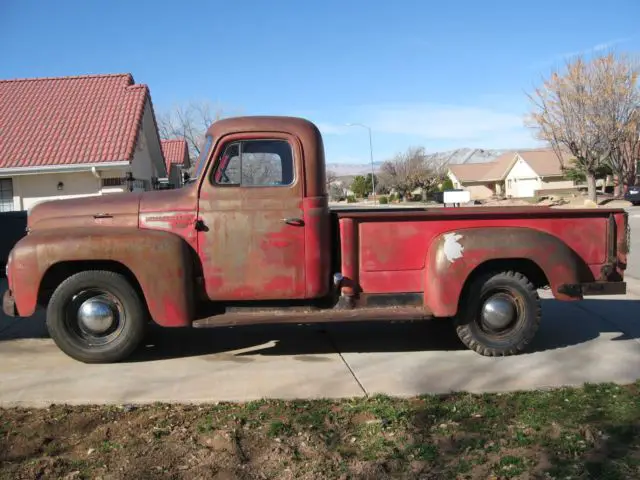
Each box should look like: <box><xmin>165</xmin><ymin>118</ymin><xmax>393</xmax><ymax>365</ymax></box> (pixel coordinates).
<box><xmin>213</xmin><ymin>139</ymin><xmax>294</xmax><ymax>187</ymax></box>
<box><xmin>507</xmin><ymin>179</ymin><xmax>512</xmax><ymax>190</ymax></box>
<box><xmin>0</xmin><ymin>178</ymin><xmax>14</xmax><ymax>212</ymax></box>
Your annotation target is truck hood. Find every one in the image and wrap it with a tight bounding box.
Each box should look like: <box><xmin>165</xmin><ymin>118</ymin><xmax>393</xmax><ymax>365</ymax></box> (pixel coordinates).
<box><xmin>28</xmin><ymin>192</ymin><xmax>141</xmax><ymax>231</ymax></box>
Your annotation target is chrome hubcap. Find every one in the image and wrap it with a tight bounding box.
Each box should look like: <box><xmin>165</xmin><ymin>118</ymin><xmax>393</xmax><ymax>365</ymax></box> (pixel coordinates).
<box><xmin>481</xmin><ymin>294</ymin><xmax>517</xmax><ymax>330</ymax></box>
<box><xmin>67</xmin><ymin>289</ymin><xmax>126</xmax><ymax>345</ymax></box>
<box><xmin>77</xmin><ymin>297</ymin><xmax>116</xmax><ymax>334</ymax></box>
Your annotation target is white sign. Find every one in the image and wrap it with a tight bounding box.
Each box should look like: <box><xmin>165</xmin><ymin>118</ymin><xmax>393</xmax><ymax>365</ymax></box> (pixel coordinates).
<box><xmin>443</xmin><ymin>190</ymin><xmax>470</xmax><ymax>206</ymax></box>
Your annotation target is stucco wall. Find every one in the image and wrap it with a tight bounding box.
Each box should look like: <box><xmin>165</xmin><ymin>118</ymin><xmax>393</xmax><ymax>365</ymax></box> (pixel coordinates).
<box><xmin>447</xmin><ymin>171</ymin><xmax>462</xmax><ymax>189</ymax></box>
<box><xmin>11</xmin><ymin>172</ymin><xmax>102</xmax><ymax>211</ymax></box>
<box><xmin>139</xmin><ymin>98</ymin><xmax>166</xmax><ymax>178</ymax></box>
<box><xmin>466</xmin><ymin>184</ymin><xmax>494</xmax><ymax>200</ymax></box>
<box><xmin>505</xmin><ymin>156</ymin><xmax>541</xmax><ymax>197</ymax></box>
<box><xmin>540</xmin><ymin>178</ymin><xmax>575</xmax><ymax>190</ymax></box>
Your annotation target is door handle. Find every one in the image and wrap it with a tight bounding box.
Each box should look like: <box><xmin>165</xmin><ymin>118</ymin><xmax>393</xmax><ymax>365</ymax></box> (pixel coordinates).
<box><xmin>194</xmin><ymin>219</ymin><xmax>208</xmax><ymax>231</ymax></box>
<box><xmin>283</xmin><ymin>217</ymin><xmax>304</xmax><ymax>226</ymax></box>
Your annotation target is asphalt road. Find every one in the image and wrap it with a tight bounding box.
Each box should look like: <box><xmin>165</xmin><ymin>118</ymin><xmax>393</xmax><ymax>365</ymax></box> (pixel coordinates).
<box><xmin>1</xmin><ymin>211</ymin><xmax>640</xmax><ymax>406</ymax></box>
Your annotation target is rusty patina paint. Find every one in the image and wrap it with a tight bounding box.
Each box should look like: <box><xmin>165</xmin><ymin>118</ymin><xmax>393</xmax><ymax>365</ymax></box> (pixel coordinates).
<box><xmin>193</xmin><ymin>305</ymin><xmax>432</xmax><ymax>328</ymax></box>
<box><xmin>5</xmin><ymin>115</ymin><xmax>628</xmax><ymax>335</ymax></box>
<box><xmin>139</xmin><ymin>185</ymin><xmax>200</xmax><ymax>250</ymax></box>
<box><xmin>303</xmin><ymin>196</ymin><xmax>331</xmax><ymax>298</ymax></box>
<box><xmin>27</xmin><ymin>191</ymin><xmax>141</xmax><ymax>231</ymax></box>
<box><xmin>10</xmin><ymin>227</ymin><xmax>194</xmax><ymax>327</ymax></box>
<box><xmin>203</xmin><ymin>116</ymin><xmax>327</xmax><ymax>198</ymax></box>
<box><xmin>338</xmin><ymin>217</ymin><xmax>358</xmax><ymax>296</ymax></box>
<box><xmin>345</xmin><ymin>207</ymin><xmax>615</xmax><ymax>295</ymax></box>
<box><xmin>424</xmin><ymin>227</ymin><xmax>588</xmax><ymax>317</ymax></box>
<box><xmin>194</xmin><ymin>127</ymin><xmax>309</xmax><ymax>301</ymax></box>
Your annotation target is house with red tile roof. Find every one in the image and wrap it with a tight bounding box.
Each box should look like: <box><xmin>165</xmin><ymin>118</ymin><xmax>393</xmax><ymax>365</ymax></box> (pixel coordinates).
<box><xmin>447</xmin><ymin>149</ymin><xmax>576</xmax><ymax>199</ymax></box>
<box><xmin>0</xmin><ymin>73</ymin><xmax>167</xmax><ymax>211</ymax></box>
<box><xmin>160</xmin><ymin>139</ymin><xmax>191</xmax><ymax>187</ymax></box>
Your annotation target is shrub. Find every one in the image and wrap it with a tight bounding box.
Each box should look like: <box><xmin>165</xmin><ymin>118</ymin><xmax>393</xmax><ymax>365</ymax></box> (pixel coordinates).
<box><xmin>378</xmin><ymin>195</ymin><xmax>388</xmax><ymax>204</ymax></box>
<box><xmin>440</xmin><ymin>178</ymin><xmax>454</xmax><ymax>191</ymax></box>
<box><xmin>346</xmin><ymin>195</ymin><xmax>357</xmax><ymax>203</ymax></box>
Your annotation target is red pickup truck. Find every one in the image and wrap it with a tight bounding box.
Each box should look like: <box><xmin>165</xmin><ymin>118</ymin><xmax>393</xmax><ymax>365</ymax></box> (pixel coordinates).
<box><xmin>3</xmin><ymin>116</ymin><xmax>629</xmax><ymax>363</ymax></box>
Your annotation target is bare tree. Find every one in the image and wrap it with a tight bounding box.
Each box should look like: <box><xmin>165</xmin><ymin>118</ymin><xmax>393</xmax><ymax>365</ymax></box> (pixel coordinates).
<box><xmin>526</xmin><ymin>53</ymin><xmax>640</xmax><ymax>201</ymax></box>
<box><xmin>609</xmin><ymin>116</ymin><xmax>640</xmax><ymax>194</ymax></box>
<box><xmin>157</xmin><ymin>100</ymin><xmax>229</xmax><ymax>161</ymax></box>
<box><xmin>378</xmin><ymin>146</ymin><xmax>447</xmax><ymax>199</ymax></box>
<box><xmin>326</xmin><ymin>169</ymin><xmax>338</xmax><ymax>187</ymax></box>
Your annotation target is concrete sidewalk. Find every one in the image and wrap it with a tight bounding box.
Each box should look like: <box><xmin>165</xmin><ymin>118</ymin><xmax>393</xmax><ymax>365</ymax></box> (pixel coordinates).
<box><xmin>1</xmin><ymin>282</ymin><xmax>639</xmax><ymax>406</ymax></box>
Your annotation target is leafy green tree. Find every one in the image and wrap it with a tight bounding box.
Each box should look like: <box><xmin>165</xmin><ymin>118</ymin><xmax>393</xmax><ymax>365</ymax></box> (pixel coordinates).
<box><xmin>350</xmin><ymin>174</ymin><xmax>376</xmax><ymax>198</ymax></box>
<box><xmin>440</xmin><ymin>177</ymin><xmax>454</xmax><ymax>191</ymax></box>
<box><xmin>562</xmin><ymin>159</ymin><xmax>612</xmax><ymax>183</ymax></box>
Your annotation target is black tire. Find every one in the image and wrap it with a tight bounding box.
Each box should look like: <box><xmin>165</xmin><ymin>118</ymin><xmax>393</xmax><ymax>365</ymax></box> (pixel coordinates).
<box><xmin>454</xmin><ymin>271</ymin><xmax>541</xmax><ymax>356</ymax></box>
<box><xmin>46</xmin><ymin>270</ymin><xmax>146</xmax><ymax>363</ymax></box>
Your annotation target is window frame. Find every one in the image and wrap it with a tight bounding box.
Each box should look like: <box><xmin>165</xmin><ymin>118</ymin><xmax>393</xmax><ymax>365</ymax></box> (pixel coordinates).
<box><xmin>209</xmin><ymin>138</ymin><xmax>296</xmax><ymax>189</ymax></box>
<box><xmin>0</xmin><ymin>178</ymin><xmax>15</xmax><ymax>212</ymax></box>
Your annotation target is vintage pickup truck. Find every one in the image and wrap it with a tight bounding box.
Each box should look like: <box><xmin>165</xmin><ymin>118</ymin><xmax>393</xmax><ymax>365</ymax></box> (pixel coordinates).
<box><xmin>3</xmin><ymin>116</ymin><xmax>629</xmax><ymax>363</ymax></box>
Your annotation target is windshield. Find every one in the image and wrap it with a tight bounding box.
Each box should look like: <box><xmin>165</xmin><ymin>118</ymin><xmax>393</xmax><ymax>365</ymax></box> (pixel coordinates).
<box><xmin>188</xmin><ymin>135</ymin><xmax>214</xmax><ymax>183</ymax></box>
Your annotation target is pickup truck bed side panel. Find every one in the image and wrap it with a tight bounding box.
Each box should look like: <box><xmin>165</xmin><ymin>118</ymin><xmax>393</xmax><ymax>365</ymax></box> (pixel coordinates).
<box><xmin>10</xmin><ymin>227</ymin><xmax>194</xmax><ymax>326</ymax></box>
<box><xmin>425</xmin><ymin>227</ymin><xmax>585</xmax><ymax>316</ymax></box>
<box><xmin>337</xmin><ymin>208</ymin><xmax>624</xmax><ymax>315</ymax></box>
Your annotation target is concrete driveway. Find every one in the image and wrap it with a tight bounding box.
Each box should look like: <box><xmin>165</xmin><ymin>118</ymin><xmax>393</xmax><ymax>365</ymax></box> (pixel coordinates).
<box><xmin>2</xmin><ymin>278</ymin><xmax>639</xmax><ymax>406</ymax></box>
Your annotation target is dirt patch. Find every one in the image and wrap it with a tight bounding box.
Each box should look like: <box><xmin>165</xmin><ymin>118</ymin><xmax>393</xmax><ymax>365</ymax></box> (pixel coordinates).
<box><xmin>1</xmin><ymin>383</ymin><xmax>639</xmax><ymax>479</ymax></box>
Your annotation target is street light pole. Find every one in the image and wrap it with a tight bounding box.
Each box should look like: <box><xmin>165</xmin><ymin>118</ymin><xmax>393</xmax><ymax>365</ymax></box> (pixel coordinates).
<box><xmin>346</xmin><ymin>122</ymin><xmax>376</xmax><ymax>203</ymax></box>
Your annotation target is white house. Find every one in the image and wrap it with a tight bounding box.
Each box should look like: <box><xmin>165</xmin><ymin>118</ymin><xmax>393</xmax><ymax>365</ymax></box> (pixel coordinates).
<box><xmin>448</xmin><ymin>149</ymin><xmax>576</xmax><ymax>200</ymax></box>
<box><xmin>0</xmin><ymin>73</ymin><xmax>167</xmax><ymax>212</ymax></box>
<box><xmin>503</xmin><ymin>150</ymin><xmax>574</xmax><ymax>198</ymax></box>
<box><xmin>447</xmin><ymin>152</ymin><xmax>514</xmax><ymax>200</ymax></box>
<box><xmin>160</xmin><ymin>139</ymin><xmax>191</xmax><ymax>188</ymax></box>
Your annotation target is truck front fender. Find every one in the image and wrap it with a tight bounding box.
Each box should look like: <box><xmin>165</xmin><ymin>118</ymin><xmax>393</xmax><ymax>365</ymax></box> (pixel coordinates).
<box><xmin>425</xmin><ymin>226</ymin><xmax>588</xmax><ymax>317</ymax></box>
<box><xmin>9</xmin><ymin>227</ymin><xmax>194</xmax><ymax>327</ymax></box>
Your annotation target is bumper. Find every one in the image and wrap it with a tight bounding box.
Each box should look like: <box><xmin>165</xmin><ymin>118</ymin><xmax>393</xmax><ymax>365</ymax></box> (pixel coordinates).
<box><xmin>2</xmin><ymin>289</ymin><xmax>18</xmax><ymax>317</ymax></box>
<box><xmin>558</xmin><ymin>281</ymin><xmax>627</xmax><ymax>297</ymax></box>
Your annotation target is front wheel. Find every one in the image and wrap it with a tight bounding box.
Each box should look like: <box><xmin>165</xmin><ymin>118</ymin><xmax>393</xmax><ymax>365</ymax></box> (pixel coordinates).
<box><xmin>46</xmin><ymin>270</ymin><xmax>147</xmax><ymax>363</ymax></box>
<box><xmin>455</xmin><ymin>271</ymin><xmax>541</xmax><ymax>356</ymax></box>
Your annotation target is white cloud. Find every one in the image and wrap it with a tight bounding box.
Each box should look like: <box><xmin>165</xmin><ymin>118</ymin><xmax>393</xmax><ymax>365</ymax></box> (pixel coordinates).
<box><xmin>531</xmin><ymin>37</ymin><xmax>634</xmax><ymax>69</ymax></box>
<box><xmin>362</xmin><ymin>103</ymin><xmax>525</xmax><ymax>141</ymax></box>
<box><xmin>318</xmin><ymin>102</ymin><xmax>538</xmax><ymax>148</ymax></box>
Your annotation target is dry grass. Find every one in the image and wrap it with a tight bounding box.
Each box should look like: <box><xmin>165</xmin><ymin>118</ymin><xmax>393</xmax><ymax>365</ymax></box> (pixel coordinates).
<box><xmin>2</xmin><ymin>382</ymin><xmax>639</xmax><ymax>479</ymax></box>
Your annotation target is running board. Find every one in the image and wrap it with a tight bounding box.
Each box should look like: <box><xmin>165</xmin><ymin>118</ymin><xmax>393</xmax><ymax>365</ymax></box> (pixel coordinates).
<box><xmin>192</xmin><ymin>306</ymin><xmax>432</xmax><ymax>328</ymax></box>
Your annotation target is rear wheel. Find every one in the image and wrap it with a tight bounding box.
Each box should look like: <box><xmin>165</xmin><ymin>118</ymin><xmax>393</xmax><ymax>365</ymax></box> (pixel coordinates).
<box><xmin>455</xmin><ymin>271</ymin><xmax>541</xmax><ymax>356</ymax></box>
<box><xmin>46</xmin><ymin>270</ymin><xmax>146</xmax><ymax>363</ymax></box>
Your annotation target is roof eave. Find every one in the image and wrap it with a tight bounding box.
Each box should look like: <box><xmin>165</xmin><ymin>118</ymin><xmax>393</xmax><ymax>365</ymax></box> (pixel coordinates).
<box><xmin>0</xmin><ymin>161</ymin><xmax>131</xmax><ymax>176</ymax></box>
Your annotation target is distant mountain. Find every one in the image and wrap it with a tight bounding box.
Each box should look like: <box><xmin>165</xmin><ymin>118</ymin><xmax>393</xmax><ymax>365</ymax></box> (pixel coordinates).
<box><xmin>326</xmin><ymin>148</ymin><xmax>507</xmax><ymax>180</ymax></box>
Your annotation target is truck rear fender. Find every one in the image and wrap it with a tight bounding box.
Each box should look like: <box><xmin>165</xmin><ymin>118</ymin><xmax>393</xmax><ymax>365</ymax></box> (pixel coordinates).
<box><xmin>10</xmin><ymin>227</ymin><xmax>195</xmax><ymax>327</ymax></box>
<box><xmin>425</xmin><ymin>227</ymin><xmax>589</xmax><ymax>317</ymax></box>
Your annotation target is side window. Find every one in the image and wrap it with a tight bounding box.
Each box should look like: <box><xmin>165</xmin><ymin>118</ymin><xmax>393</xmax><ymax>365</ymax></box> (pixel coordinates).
<box><xmin>212</xmin><ymin>139</ymin><xmax>294</xmax><ymax>187</ymax></box>
<box><xmin>214</xmin><ymin>143</ymin><xmax>241</xmax><ymax>185</ymax></box>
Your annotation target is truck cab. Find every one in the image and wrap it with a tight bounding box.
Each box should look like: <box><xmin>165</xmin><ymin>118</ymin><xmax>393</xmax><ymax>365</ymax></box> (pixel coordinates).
<box><xmin>185</xmin><ymin>116</ymin><xmax>331</xmax><ymax>302</ymax></box>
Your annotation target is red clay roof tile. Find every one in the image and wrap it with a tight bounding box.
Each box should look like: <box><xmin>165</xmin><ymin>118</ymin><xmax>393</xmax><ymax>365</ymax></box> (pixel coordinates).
<box><xmin>160</xmin><ymin>139</ymin><xmax>190</xmax><ymax>174</ymax></box>
<box><xmin>0</xmin><ymin>73</ymin><xmax>150</xmax><ymax>169</ymax></box>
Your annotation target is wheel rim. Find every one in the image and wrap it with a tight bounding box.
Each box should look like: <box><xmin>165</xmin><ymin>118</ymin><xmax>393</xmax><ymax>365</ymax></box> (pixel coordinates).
<box><xmin>478</xmin><ymin>290</ymin><xmax>522</xmax><ymax>334</ymax></box>
<box><xmin>66</xmin><ymin>289</ymin><xmax>126</xmax><ymax>346</ymax></box>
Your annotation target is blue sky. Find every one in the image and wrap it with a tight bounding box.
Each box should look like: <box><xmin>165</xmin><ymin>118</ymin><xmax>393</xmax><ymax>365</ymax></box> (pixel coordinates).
<box><xmin>2</xmin><ymin>0</ymin><xmax>639</xmax><ymax>164</ymax></box>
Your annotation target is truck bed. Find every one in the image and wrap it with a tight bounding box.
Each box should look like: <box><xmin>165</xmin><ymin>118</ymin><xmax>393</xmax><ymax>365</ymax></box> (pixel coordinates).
<box><xmin>329</xmin><ymin>204</ymin><xmax>628</xmax><ymax>315</ymax></box>
<box><xmin>329</xmin><ymin>204</ymin><xmax>625</xmax><ymax>218</ymax></box>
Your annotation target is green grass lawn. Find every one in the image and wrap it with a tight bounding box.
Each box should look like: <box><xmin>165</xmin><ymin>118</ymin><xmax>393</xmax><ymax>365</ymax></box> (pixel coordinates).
<box><xmin>1</xmin><ymin>381</ymin><xmax>639</xmax><ymax>479</ymax></box>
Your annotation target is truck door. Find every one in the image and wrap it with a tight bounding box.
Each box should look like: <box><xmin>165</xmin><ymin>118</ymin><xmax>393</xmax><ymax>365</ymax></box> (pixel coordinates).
<box><xmin>196</xmin><ymin>134</ymin><xmax>306</xmax><ymax>301</ymax></box>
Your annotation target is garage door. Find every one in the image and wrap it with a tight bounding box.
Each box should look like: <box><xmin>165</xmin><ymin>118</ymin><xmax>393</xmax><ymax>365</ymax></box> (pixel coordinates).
<box><xmin>515</xmin><ymin>179</ymin><xmax>538</xmax><ymax>198</ymax></box>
